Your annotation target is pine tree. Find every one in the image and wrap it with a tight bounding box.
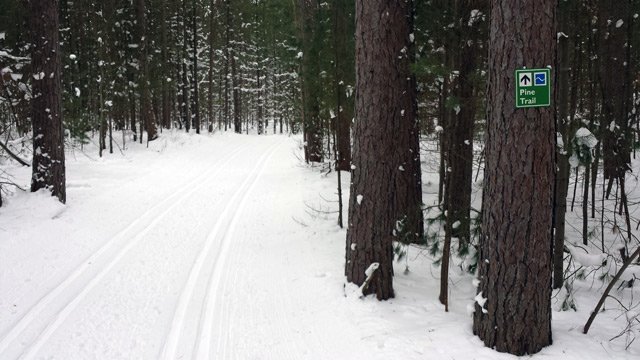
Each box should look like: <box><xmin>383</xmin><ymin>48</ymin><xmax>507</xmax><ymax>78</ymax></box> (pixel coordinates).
<box><xmin>472</xmin><ymin>0</ymin><xmax>555</xmax><ymax>355</ymax></box>
<box><xmin>27</xmin><ymin>0</ymin><xmax>66</xmax><ymax>203</ymax></box>
<box><xmin>346</xmin><ymin>0</ymin><xmax>422</xmax><ymax>300</ymax></box>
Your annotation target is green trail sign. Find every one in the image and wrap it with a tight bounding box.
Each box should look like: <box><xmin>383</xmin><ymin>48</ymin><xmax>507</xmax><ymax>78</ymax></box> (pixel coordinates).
<box><xmin>515</xmin><ymin>68</ymin><xmax>551</xmax><ymax>108</ymax></box>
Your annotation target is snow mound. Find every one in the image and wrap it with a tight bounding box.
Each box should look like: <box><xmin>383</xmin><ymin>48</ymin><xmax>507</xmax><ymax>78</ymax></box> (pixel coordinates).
<box><xmin>567</xmin><ymin>244</ymin><xmax>606</xmax><ymax>267</ymax></box>
<box><xmin>0</xmin><ymin>188</ymin><xmax>66</xmax><ymax>221</ymax></box>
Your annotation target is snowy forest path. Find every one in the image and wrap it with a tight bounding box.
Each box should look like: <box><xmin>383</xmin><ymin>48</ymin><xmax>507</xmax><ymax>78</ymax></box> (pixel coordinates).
<box><xmin>1</xmin><ymin>134</ymin><xmax>376</xmax><ymax>360</ymax></box>
<box><xmin>0</xmin><ymin>140</ymin><xmax>253</xmax><ymax>359</ymax></box>
<box><xmin>0</xmin><ymin>135</ymin><xmax>288</xmax><ymax>359</ymax></box>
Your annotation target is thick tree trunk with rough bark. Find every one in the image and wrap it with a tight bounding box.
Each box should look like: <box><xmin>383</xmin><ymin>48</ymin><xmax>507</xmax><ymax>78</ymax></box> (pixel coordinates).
<box><xmin>28</xmin><ymin>0</ymin><xmax>66</xmax><ymax>203</ymax></box>
<box><xmin>472</xmin><ymin>1</ymin><xmax>555</xmax><ymax>355</ymax></box>
<box><xmin>346</xmin><ymin>0</ymin><xmax>421</xmax><ymax>300</ymax></box>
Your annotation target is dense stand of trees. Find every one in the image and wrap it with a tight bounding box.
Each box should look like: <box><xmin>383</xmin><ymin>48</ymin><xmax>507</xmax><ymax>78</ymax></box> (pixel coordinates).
<box><xmin>1</xmin><ymin>0</ymin><xmax>302</xmax><ymax>150</ymax></box>
<box><xmin>1</xmin><ymin>0</ymin><xmax>640</xmax><ymax>356</ymax></box>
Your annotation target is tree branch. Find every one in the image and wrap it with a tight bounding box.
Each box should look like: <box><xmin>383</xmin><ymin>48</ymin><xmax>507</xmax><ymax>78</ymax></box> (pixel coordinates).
<box><xmin>0</xmin><ymin>141</ymin><xmax>30</xmax><ymax>167</ymax></box>
<box><xmin>583</xmin><ymin>245</ymin><xmax>640</xmax><ymax>334</ymax></box>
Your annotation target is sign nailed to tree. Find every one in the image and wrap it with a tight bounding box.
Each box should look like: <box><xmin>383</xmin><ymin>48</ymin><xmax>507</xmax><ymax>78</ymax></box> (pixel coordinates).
<box><xmin>515</xmin><ymin>68</ymin><xmax>551</xmax><ymax>108</ymax></box>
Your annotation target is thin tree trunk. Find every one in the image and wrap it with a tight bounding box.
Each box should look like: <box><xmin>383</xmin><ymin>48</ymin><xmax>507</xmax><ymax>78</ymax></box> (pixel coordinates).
<box><xmin>224</xmin><ymin>0</ymin><xmax>230</xmax><ymax>132</ymax></box>
<box><xmin>598</xmin><ymin>0</ymin><xmax>631</xmax><ymax>184</ymax></box>
<box><xmin>182</xmin><ymin>0</ymin><xmax>190</xmax><ymax>132</ymax></box>
<box><xmin>192</xmin><ymin>0</ymin><xmax>200</xmax><ymax>134</ymax></box>
<box><xmin>571</xmin><ymin>167</ymin><xmax>579</xmax><ymax>212</ymax></box>
<box><xmin>583</xmin><ymin>163</ymin><xmax>590</xmax><ymax>245</ymax></box>
<box><xmin>208</xmin><ymin>0</ymin><xmax>216</xmax><ymax>132</ymax></box>
<box><xmin>553</xmin><ymin>8</ymin><xmax>570</xmax><ymax>289</ymax></box>
<box><xmin>231</xmin><ymin>47</ymin><xmax>242</xmax><ymax>134</ymax></box>
<box><xmin>332</xmin><ymin>0</ymin><xmax>352</xmax><ymax>171</ymax></box>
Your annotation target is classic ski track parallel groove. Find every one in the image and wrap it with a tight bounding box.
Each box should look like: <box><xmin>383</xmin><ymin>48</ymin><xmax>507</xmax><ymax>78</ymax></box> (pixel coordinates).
<box><xmin>1</xmin><ymin>141</ymin><xmax>253</xmax><ymax>360</ymax></box>
<box><xmin>198</xmin><ymin>139</ymin><xmax>283</xmax><ymax>360</ymax></box>
<box><xmin>160</xmin><ymin>138</ymin><xmax>283</xmax><ymax>360</ymax></box>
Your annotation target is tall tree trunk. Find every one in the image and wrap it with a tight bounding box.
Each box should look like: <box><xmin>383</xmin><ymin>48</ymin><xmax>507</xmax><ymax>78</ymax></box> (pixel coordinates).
<box><xmin>553</xmin><ymin>6</ymin><xmax>570</xmax><ymax>290</ymax></box>
<box><xmin>332</xmin><ymin>0</ymin><xmax>353</xmax><ymax>171</ymax></box>
<box><xmin>472</xmin><ymin>1</ymin><xmax>555</xmax><ymax>355</ymax></box>
<box><xmin>583</xmin><ymin>163</ymin><xmax>590</xmax><ymax>245</ymax></box>
<box><xmin>598</xmin><ymin>0</ymin><xmax>630</xmax><ymax>187</ymax></box>
<box><xmin>231</xmin><ymin>47</ymin><xmax>242</xmax><ymax>134</ymax></box>
<box><xmin>28</xmin><ymin>0</ymin><xmax>66</xmax><ymax>203</ymax></box>
<box><xmin>130</xmin><ymin>89</ymin><xmax>137</xmax><ymax>141</ymax></box>
<box><xmin>181</xmin><ymin>0</ymin><xmax>190</xmax><ymax>132</ymax></box>
<box><xmin>192</xmin><ymin>0</ymin><xmax>200</xmax><ymax>134</ymax></box>
<box><xmin>440</xmin><ymin>0</ymin><xmax>486</xmax><ymax>307</ymax></box>
<box><xmin>136</xmin><ymin>0</ymin><xmax>156</xmax><ymax>142</ymax></box>
<box><xmin>297</xmin><ymin>0</ymin><xmax>323</xmax><ymax>163</ymax></box>
<box><xmin>99</xmin><ymin>53</ymin><xmax>105</xmax><ymax>157</ymax></box>
<box><xmin>208</xmin><ymin>0</ymin><xmax>216</xmax><ymax>132</ymax></box>
<box><xmin>257</xmin><ymin>67</ymin><xmax>263</xmax><ymax>135</ymax></box>
<box><xmin>161</xmin><ymin>0</ymin><xmax>170</xmax><ymax>130</ymax></box>
<box><xmin>224</xmin><ymin>0</ymin><xmax>230</xmax><ymax>132</ymax></box>
<box><xmin>346</xmin><ymin>0</ymin><xmax>421</xmax><ymax>300</ymax></box>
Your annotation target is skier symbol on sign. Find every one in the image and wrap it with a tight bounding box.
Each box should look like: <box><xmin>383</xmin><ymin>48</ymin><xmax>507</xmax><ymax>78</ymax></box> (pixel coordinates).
<box><xmin>518</xmin><ymin>72</ymin><xmax>532</xmax><ymax>87</ymax></box>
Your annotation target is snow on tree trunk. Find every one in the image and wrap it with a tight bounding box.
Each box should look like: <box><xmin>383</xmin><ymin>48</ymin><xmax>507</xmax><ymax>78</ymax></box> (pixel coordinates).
<box><xmin>29</xmin><ymin>0</ymin><xmax>66</xmax><ymax>203</ymax></box>
<box><xmin>472</xmin><ymin>0</ymin><xmax>555</xmax><ymax>355</ymax></box>
<box><xmin>345</xmin><ymin>0</ymin><xmax>422</xmax><ymax>300</ymax></box>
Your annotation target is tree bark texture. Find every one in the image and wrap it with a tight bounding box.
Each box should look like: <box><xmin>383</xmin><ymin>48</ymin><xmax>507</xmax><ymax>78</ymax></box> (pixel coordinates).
<box><xmin>332</xmin><ymin>0</ymin><xmax>353</xmax><ymax>171</ymax></box>
<box><xmin>473</xmin><ymin>1</ymin><xmax>555</xmax><ymax>355</ymax></box>
<box><xmin>443</xmin><ymin>0</ymin><xmax>486</xmax><ymax>248</ymax></box>
<box><xmin>346</xmin><ymin>0</ymin><xmax>422</xmax><ymax>300</ymax></box>
<box><xmin>298</xmin><ymin>0</ymin><xmax>324</xmax><ymax>163</ymax></box>
<box><xmin>441</xmin><ymin>0</ymin><xmax>488</xmax><ymax>309</ymax></box>
<box><xmin>28</xmin><ymin>0</ymin><xmax>66</xmax><ymax>203</ymax></box>
<box><xmin>553</xmin><ymin>6</ymin><xmax>570</xmax><ymax>290</ymax></box>
<box><xmin>598</xmin><ymin>0</ymin><xmax>630</xmax><ymax>182</ymax></box>
<box><xmin>389</xmin><ymin>0</ymin><xmax>424</xmax><ymax>244</ymax></box>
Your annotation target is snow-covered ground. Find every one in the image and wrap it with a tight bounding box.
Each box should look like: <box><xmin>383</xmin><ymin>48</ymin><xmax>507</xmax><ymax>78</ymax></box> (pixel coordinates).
<box><xmin>0</xmin><ymin>130</ymin><xmax>638</xmax><ymax>359</ymax></box>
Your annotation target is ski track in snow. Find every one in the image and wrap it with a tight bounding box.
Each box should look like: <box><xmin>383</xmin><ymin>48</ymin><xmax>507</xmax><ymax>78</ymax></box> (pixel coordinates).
<box><xmin>0</xmin><ymin>140</ymin><xmax>255</xmax><ymax>359</ymax></box>
<box><xmin>161</xmin><ymin>137</ymin><xmax>284</xmax><ymax>360</ymax></box>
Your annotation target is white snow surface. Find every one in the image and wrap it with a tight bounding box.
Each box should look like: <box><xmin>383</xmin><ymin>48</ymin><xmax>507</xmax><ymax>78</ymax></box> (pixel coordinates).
<box><xmin>0</xmin><ymin>131</ymin><xmax>638</xmax><ymax>359</ymax></box>
<box><xmin>566</xmin><ymin>244</ymin><xmax>607</xmax><ymax>267</ymax></box>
